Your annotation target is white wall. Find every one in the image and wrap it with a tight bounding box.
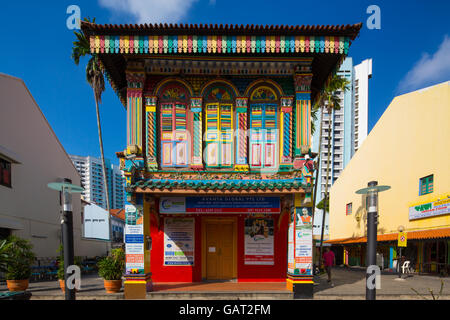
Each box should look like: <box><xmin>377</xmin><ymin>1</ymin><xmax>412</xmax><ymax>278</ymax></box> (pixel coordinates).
<box><xmin>0</xmin><ymin>73</ymin><xmax>110</xmax><ymax>259</ymax></box>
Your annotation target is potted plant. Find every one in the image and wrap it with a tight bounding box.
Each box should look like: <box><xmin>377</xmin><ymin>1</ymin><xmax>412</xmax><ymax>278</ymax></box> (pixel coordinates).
<box><xmin>56</xmin><ymin>244</ymin><xmax>82</xmax><ymax>292</ymax></box>
<box><xmin>97</xmin><ymin>248</ymin><xmax>125</xmax><ymax>293</ymax></box>
<box><xmin>4</xmin><ymin>236</ymin><xmax>35</xmax><ymax>292</ymax></box>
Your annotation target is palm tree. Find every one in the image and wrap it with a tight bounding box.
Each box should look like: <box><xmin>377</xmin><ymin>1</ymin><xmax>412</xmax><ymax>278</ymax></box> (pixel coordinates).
<box><xmin>71</xmin><ymin>18</ymin><xmax>111</xmax><ymax>212</ymax></box>
<box><xmin>312</xmin><ymin>75</ymin><xmax>350</xmax><ymax>269</ymax></box>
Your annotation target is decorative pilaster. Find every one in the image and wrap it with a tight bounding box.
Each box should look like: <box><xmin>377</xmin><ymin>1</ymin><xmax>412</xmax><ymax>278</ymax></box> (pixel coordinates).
<box><xmin>145</xmin><ymin>95</ymin><xmax>158</xmax><ymax>171</ymax></box>
<box><xmin>286</xmin><ymin>192</ymin><xmax>314</xmax><ymax>299</ymax></box>
<box><xmin>280</xmin><ymin>97</ymin><xmax>294</xmax><ymax>168</ymax></box>
<box><xmin>293</xmin><ymin>67</ymin><xmax>313</xmax><ymax>159</ymax></box>
<box><xmin>126</xmin><ymin>62</ymin><xmax>145</xmax><ymax>157</ymax></box>
<box><xmin>235</xmin><ymin>97</ymin><xmax>249</xmax><ymax>171</ymax></box>
<box><xmin>190</xmin><ymin>97</ymin><xmax>203</xmax><ymax>169</ymax></box>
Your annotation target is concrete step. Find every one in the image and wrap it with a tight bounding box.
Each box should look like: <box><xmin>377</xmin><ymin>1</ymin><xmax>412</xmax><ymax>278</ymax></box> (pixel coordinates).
<box><xmin>146</xmin><ymin>291</ymin><xmax>294</xmax><ymax>300</ymax></box>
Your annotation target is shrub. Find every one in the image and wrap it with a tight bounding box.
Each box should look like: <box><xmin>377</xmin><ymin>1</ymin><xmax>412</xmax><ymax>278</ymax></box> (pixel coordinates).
<box><xmin>97</xmin><ymin>248</ymin><xmax>125</xmax><ymax>280</ymax></box>
<box><xmin>56</xmin><ymin>244</ymin><xmax>82</xmax><ymax>280</ymax></box>
<box><xmin>4</xmin><ymin>236</ymin><xmax>35</xmax><ymax>280</ymax></box>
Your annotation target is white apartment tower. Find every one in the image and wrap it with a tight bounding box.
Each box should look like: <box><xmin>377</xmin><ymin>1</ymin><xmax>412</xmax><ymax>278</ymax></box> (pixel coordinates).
<box><xmin>70</xmin><ymin>155</ymin><xmax>126</xmax><ymax>210</ymax></box>
<box><xmin>311</xmin><ymin>57</ymin><xmax>372</xmax><ymax>240</ymax></box>
<box><xmin>353</xmin><ymin>58</ymin><xmax>372</xmax><ymax>154</ymax></box>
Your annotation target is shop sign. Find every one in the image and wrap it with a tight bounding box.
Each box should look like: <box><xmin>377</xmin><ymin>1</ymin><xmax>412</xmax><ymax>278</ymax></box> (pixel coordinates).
<box><xmin>160</xmin><ymin>196</ymin><xmax>280</xmax><ymax>214</ymax></box>
<box><xmin>159</xmin><ymin>197</ymin><xmax>186</xmax><ymax>214</ymax></box>
<box><xmin>409</xmin><ymin>198</ymin><xmax>450</xmax><ymax>220</ymax></box>
<box><xmin>164</xmin><ymin>218</ymin><xmax>195</xmax><ymax>266</ymax></box>
<box><xmin>244</xmin><ymin>218</ymin><xmax>274</xmax><ymax>265</ymax></box>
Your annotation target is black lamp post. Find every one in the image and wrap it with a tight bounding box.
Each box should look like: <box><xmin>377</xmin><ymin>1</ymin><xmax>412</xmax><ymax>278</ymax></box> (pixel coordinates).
<box><xmin>356</xmin><ymin>181</ymin><xmax>390</xmax><ymax>300</ymax></box>
<box><xmin>48</xmin><ymin>178</ymin><xmax>84</xmax><ymax>300</ymax></box>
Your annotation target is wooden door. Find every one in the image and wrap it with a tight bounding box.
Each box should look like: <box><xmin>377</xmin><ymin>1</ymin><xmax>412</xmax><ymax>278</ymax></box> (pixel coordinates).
<box><xmin>205</xmin><ymin>221</ymin><xmax>235</xmax><ymax>280</ymax></box>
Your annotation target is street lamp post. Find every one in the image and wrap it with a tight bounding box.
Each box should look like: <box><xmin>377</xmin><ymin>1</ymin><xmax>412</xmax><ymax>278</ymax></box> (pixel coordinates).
<box><xmin>356</xmin><ymin>181</ymin><xmax>391</xmax><ymax>301</ymax></box>
<box><xmin>48</xmin><ymin>178</ymin><xmax>84</xmax><ymax>301</ymax></box>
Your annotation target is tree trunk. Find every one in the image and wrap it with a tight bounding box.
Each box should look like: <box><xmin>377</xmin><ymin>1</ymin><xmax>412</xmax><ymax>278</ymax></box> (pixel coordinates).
<box><xmin>312</xmin><ymin>107</ymin><xmax>324</xmax><ymax>269</ymax></box>
<box><xmin>94</xmin><ymin>93</ymin><xmax>112</xmax><ymax>244</ymax></box>
<box><xmin>319</xmin><ymin>106</ymin><xmax>333</xmax><ymax>268</ymax></box>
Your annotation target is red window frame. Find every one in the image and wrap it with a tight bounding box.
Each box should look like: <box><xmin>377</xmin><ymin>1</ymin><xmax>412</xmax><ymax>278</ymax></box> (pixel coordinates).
<box><xmin>0</xmin><ymin>158</ymin><xmax>12</xmax><ymax>188</ymax></box>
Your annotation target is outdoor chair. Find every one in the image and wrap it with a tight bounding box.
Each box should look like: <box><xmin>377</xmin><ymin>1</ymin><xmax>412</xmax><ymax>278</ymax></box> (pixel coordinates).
<box><xmin>401</xmin><ymin>261</ymin><xmax>411</xmax><ymax>274</ymax></box>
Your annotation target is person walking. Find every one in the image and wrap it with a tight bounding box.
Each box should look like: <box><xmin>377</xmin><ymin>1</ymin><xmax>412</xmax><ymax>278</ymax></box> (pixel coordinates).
<box><xmin>323</xmin><ymin>247</ymin><xmax>335</xmax><ymax>286</ymax></box>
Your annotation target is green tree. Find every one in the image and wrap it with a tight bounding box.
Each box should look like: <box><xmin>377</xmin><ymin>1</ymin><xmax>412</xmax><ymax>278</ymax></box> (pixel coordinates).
<box><xmin>71</xmin><ymin>17</ymin><xmax>110</xmax><ymax>212</ymax></box>
<box><xmin>312</xmin><ymin>75</ymin><xmax>350</xmax><ymax>267</ymax></box>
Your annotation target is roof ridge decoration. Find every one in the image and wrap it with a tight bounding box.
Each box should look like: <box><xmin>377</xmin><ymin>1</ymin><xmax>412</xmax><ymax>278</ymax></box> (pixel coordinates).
<box><xmin>81</xmin><ymin>21</ymin><xmax>362</xmax><ymax>37</ymax></box>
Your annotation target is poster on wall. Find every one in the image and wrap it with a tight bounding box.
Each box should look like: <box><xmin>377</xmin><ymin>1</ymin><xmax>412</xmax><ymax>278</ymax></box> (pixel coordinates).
<box><xmin>164</xmin><ymin>218</ymin><xmax>195</xmax><ymax>266</ymax></box>
<box><xmin>244</xmin><ymin>217</ymin><xmax>274</xmax><ymax>265</ymax></box>
<box><xmin>294</xmin><ymin>207</ymin><xmax>313</xmax><ymax>276</ymax></box>
<box><xmin>125</xmin><ymin>204</ymin><xmax>145</xmax><ymax>274</ymax></box>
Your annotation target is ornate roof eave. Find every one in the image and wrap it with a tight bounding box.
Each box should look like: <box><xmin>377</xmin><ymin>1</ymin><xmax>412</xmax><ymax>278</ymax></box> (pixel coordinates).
<box><xmin>81</xmin><ymin>22</ymin><xmax>362</xmax><ymax>38</ymax></box>
<box><xmin>81</xmin><ymin>21</ymin><xmax>362</xmax><ymax>107</ymax></box>
<box><xmin>133</xmin><ymin>187</ymin><xmax>304</xmax><ymax>195</ymax></box>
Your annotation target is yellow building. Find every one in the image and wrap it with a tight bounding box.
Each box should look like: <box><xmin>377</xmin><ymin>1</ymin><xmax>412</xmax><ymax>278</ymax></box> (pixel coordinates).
<box><xmin>326</xmin><ymin>81</ymin><xmax>450</xmax><ymax>274</ymax></box>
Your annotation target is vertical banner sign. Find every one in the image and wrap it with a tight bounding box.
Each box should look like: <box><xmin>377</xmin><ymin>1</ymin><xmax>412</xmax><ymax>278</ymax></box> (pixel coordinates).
<box><xmin>398</xmin><ymin>232</ymin><xmax>407</xmax><ymax>247</ymax></box>
<box><xmin>244</xmin><ymin>217</ymin><xmax>274</xmax><ymax>265</ymax></box>
<box><xmin>288</xmin><ymin>208</ymin><xmax>295</xmax><ymax>274</ymax></box>
<box><xmin>164</xmin><ymin>218</ymin><xmax>195</xmax><ymax>266</ymax></box>
<box><xmin>294</xmin><ymin>207</ymin><xmax>313</xmax><ymax>275</ymax></box>
<box><xmin>125</xmin><ymin>204</ymin><xmax>144</xmax><ymax>274</ymax></box>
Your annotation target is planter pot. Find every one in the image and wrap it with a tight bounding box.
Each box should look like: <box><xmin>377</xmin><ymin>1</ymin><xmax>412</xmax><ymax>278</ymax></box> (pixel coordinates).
<box><xmin>103</xmin><ymin>279</ymin><xmax>122</xmax><ymax>293</ymax></box>
<box><xmin>7</xmin><ymin>279</ymin><xmax>29</xmax><ymax>292</ymax></box>
<box><xmin>59</xmin><ymin>279</ymin><xmax>65</xmax><ymax>292</ymax></box>
<box><xmin>59</xmin><ymin>279</ymin><xmax>78</xmax><ymax>293</ymax></box>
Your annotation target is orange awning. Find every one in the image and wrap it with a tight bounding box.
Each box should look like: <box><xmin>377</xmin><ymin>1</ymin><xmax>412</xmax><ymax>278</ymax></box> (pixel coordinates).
<box><xmin>325</xmin><ymin>227</ymin><xmax>450</xmax><ymax>245</ymax></box>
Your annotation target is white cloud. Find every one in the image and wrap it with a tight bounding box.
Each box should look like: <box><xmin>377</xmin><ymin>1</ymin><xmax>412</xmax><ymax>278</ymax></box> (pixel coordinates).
<box><xmin>398</xmin><ymin>35</ymin><xmax>450</xmax><ymax>93</ymax></box>
<box><xmin>98</xmin><ymin>0</ymin><xmax>199</xmax><ymax>24</ymax></box>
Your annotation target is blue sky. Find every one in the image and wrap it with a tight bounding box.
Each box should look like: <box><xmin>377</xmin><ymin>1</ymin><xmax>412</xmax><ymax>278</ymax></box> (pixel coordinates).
<box><xmin>1</xmin><ymin>1</ymin><xmax>449</xmax><ymax>166</ymax></box>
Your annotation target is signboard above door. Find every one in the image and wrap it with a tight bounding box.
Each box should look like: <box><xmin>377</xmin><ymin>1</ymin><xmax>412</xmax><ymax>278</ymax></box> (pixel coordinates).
<box><xmin>159</xmin><ymin>196</ymin><xmax>281</xmax><ymax>214</ymax></box>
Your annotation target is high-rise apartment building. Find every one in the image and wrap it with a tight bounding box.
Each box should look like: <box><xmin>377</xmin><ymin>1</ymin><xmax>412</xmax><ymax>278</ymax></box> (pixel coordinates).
<box><xmin>311</xmin><ymin>57</ymin><xmax>372</xmax><ymax>240</ymax></box>
<box><xmin>70</xmin><ymin>155</ymin><xmax>126</xmax><ymax>210</ymax></box>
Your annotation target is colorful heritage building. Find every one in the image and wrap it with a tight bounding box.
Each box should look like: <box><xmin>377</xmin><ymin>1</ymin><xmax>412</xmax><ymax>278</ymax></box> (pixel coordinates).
<box><xmin>81</xmin><ymin>21</ymin><xmax>361</xmax><ymax>298</ymax></box>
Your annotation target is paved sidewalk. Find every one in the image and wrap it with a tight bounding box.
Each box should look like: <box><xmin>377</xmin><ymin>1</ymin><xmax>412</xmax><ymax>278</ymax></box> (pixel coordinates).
<box><xmin>1</xmin><ymin>267</ymin><xmax>449</xmax><ymax>300</ymax></box>
<box><xmin>313</xmin><ymin>266</ymin><xmax>450</xmax><ymax>300</ymax></box>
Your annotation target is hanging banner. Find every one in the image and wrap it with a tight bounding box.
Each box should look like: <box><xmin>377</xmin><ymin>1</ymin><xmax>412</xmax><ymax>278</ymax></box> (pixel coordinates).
<box><xmin>409</xmin><ymin>198</ymin><xmax>450</xmax><ymax>220</ymax></box>
<box><xmin>398</xmin><ymin>232</ymin><xmax>407</xmax><ymax>247</ymax></box>
<box><xmin>294</xmin><ymin>207</ymin><xmax>313</xmax><ymax>276</ymax></box>
<box><xmin>164</xmin><ymin>217</ymin><xmax>195</xmax><ymax>266</ymax></box>
<box><xmin>159</xmin><ymin>196</ymin><xmax>281</xmax><ymax>214</ymax></box>
<box><xmin>125</xmin><ymin>204</ymin><xmax>145</xmax><ymax>274</ymax></box>
<box><xmin>244</xmin><ymin>217</ymin><xmax>274</xmax><ymax>265</ymax></box>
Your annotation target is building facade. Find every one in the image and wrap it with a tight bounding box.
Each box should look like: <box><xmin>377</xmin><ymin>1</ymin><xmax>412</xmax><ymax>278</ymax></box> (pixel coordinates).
<box><xmin>327</xmin><ymin>82</ymin><xmax>450</xmax><ymax>273</ymax></box>
<box><xmin>70</xmin><ymin>155</ymin><xmax>126</xmax><ymax>209</ymax></box>
<box><xmin>311</xmin><ymin>58</ymin><xmax>372</xmax><ymax>241</ymax></box>
<box><xmin>81</xmin><ymin>21</ymin><xmax>361</xmax><ymax>298</ymax></box>
<box><xmin>0</xmin><ymin>73</ymin><xmax>110</xmax><ymax>259</ymax></box>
